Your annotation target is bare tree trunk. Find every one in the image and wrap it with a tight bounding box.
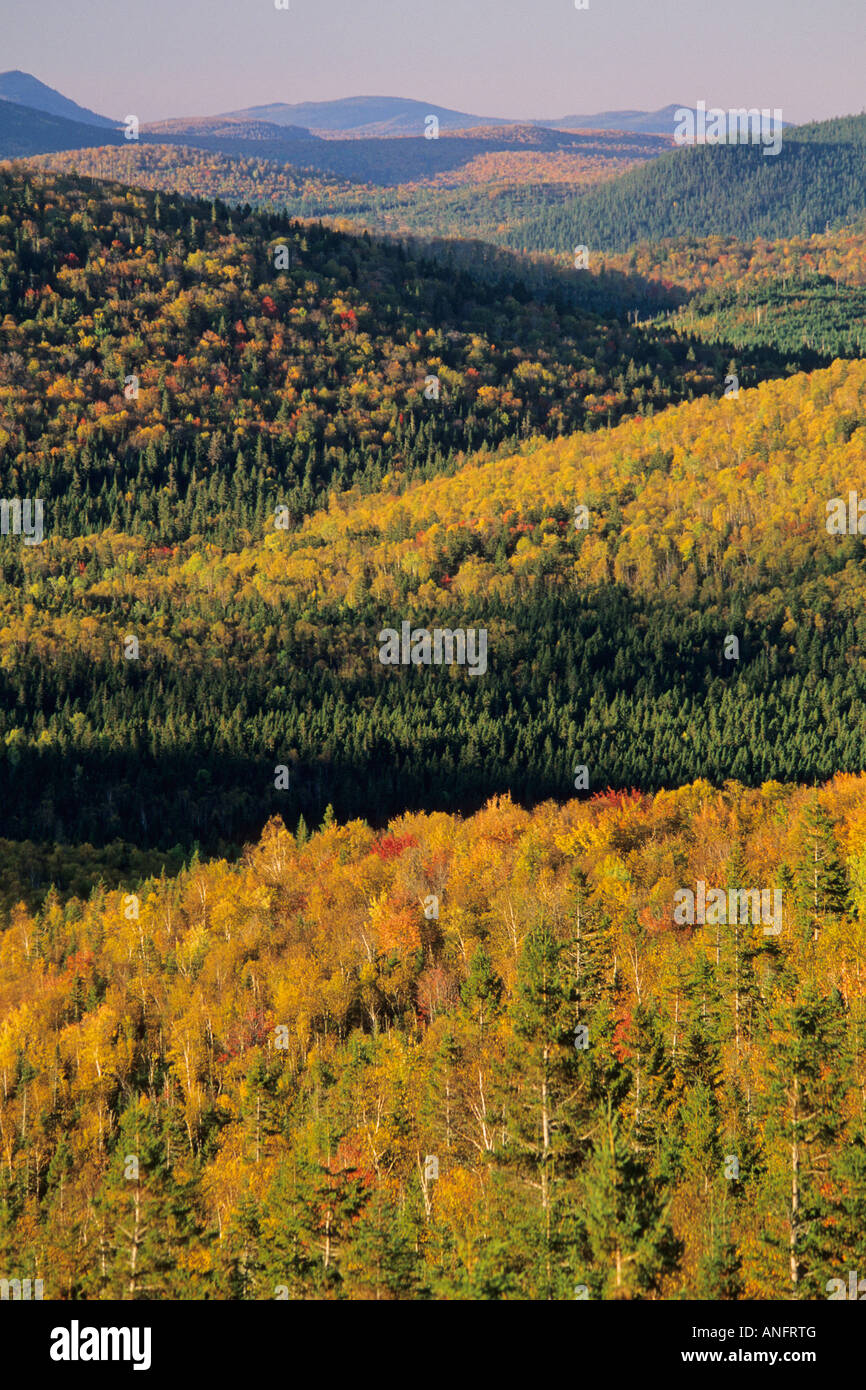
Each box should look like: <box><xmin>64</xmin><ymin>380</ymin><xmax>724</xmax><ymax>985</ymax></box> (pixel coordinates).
<box><xmin>790</xmin><ymin>1077</ymin><xmax>800</xmax><ymax>1285</ymax></box>
<box><xmin>128</xmin><ymin>1186</ymin><xmax>142</xmax><ymax>1298</ymax></box>
<box><xmin>541</xmin><ymin>1048</ymin><xmax>552</xmax><ymax>1291</ymax></box>
<box><xmin>734</xmin><ymin>919</ymin><xmax>741</xmax><ymax>1066</ymax></box>
<box><xmin>323</xmin><ymin>1208</ymin><xmax>332</xmax><ymax>1269</ymax></box>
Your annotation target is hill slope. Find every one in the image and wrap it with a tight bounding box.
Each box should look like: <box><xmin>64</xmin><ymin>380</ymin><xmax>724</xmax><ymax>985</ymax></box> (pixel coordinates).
<box><xmin>2</xmin><ymin>169</ymin><xmax>865</xmax><ymax>849</ymax></box>
<box><xmin>0</xmin><ymin>99</ymin><xmax>125</xmax><ymax>157</ymax></box>
<box><xmin>25</xmin><ymin>128</ymin><xmax>671</xmax><ymax>244</ymax></box>
<box><xmin>129</xmin><ymin>119</ymin><xmax>667</xmax><ymax>186</ymax></box>
<box><xmin>26</xmin><ymin>112</ymin><xmax>866</xmax><ymax>256</ymax></box>
<box><xmin>214</xmin><ymin>97</ymin><xmax>705</xmax><ymax>137</ymax></box>
<box><xmin>547</xmin><ymin>102</ymin><xmax>692</xmax><ymax>134</ymax></box>
<box><xmin>507</xmin><ymin>114</ymin><xmax>866</xmax><ymax>253</ymax></box>
<box><xmin>2</xmin><ymin>353</ymin><xmax>865</xmax><ymax>848</ymax></box>
<box><xmin>3</xmin><ymin>770</ymin><xmax>865</xmax><ymax>1298</ymax></box>
<box><xmin>1</xmin><ymin>164</ymin><xmax>762</xmax><ymax>536</ymax></box>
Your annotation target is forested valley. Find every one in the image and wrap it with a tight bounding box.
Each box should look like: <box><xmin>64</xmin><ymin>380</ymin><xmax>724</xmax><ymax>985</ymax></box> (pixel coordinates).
<box><xmin>30</xmin><ymin>114</ymin><xmax>866</xmax><ymax>262</ymax></box>
<box><xmin>1</xmin><ymin>96</ymin><xmax>866</xmax><ymax>1305</ymax></box>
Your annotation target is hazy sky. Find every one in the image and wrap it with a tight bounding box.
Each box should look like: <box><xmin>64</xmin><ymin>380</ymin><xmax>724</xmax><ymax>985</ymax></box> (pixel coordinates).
<box><xmin>6</xmin><ymin>0</ymin><xmax>864</xmax><ymax>125</ymax></box>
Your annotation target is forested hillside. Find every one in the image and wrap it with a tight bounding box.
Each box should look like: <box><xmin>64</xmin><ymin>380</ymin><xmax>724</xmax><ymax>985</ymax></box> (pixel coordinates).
<box><xmin>19</xmin><ymin>153</ymin><xmax>866</xmax><ymax>381</ymax></box>
<box><xmin>41</xmin><ymin>116</ymin><xmax>854</xmax><ymax>257</ymax></box>
<box><xmin>594</xmin><ymin>226</ymin><xmax>866</xmax><ymax>365</ymax></box>
<box><xmin>5</xmin><ymin>165</ymin><xmax>858</xmax><ymax>553</ymax></box>
<box><xmin>1</xmin><ymin>353</ymin><xmax>865</xmax><ymax>852</ymax></box>
<box><xmin>504</xmin><ymin>115</ymin><xmax>866</xmax><ymax>254</ymax></box>
<box><xmin>28</xmin><ymin>135</ymin><xmax>663</xmax><ymax>248</ymax></box>
<box><xmin>23</xmin><ymin>141</ymin><xmax>602</xmax><ymax>255</ymax></box>
<box><xmin>605</xmin><ymin>224</ymin><xmax>866</xmax><ymax>294</ymax></box>
<box><xmin>3</xmin><ymin>165</ymin><xmax>770</xmax><ymax>537</ymax></box>
<box><xmin>1</xmin><ymin>777</ymin><xmax>864</xmax><ymax>1298</ymax></box>
<box><xmin>9</xmin><ymin>114</ymin><xmax>669</xmax><ymax>187</ymax></box>
<box><xmin>0</xmin><ymin>101</ymin><xmax>126</xmax><ymax>159</ymax></box>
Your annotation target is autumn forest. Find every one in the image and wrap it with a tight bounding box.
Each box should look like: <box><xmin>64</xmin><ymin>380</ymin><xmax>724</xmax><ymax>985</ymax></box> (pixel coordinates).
<box><xmin>0</xmin><ymin>42</ymin><xmax>865</xmax><ymax>1318</ymax></box>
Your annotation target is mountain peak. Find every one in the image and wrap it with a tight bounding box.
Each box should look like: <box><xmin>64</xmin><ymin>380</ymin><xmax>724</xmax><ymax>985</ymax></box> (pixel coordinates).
<box><xmin>0</xmin><ymin>70</ymin><xmax>115</xmax><ymax>128</ymax></box>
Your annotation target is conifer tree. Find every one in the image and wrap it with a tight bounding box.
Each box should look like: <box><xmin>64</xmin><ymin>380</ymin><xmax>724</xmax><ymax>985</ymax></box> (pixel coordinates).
<box><xmin>624</xmin><ymin>1002</ymin><xmax>674</xmax><ymax>1161</ymax></box>
<box><xmin>341</xmin><ymin>1188</ymin><xmax>424</xmax><ymax>1300</ymax></box>
<box><xmin>760</xmin><ymin>985</ymin><xmax>846</xmax><ymax>1294</ymax></box>
<box><xmin>795</xmin><ymin>797</ymin><xmax>849</xmax><ymax>943</ymax></box>
<box><xmin>496</xmin><ymin>920</ymin><xmax>586</xmax><ymax>1295</ymax></box>
<box><xmin>675</xmin><ymin>953</ymin><xmax>723</xmax><ymax>1094</ymax></box>
<box><xmin>678</xmin><ymin>1078</ymin><xmax>722</xmax><ymax>1197</ymax></box>
<box><xmin>216</xmin><ymin>1191</ymin><xmax>263</xmax><ymax>1299</ymax></box>
<box><xmin>461</xmin><ymin>945</ymin><xmax>503</xmax><ymax>1038</ymax></box>
<box><xmin>85</xmin><ymin>1097</ymin><xmax>210</xmax><ymax>1298</ymax></box>
<box><xmin>257</xmin><ymin>1156</ymin><xmax>329</xmax><ymax>1299</ymax></box>
<box><xmin>565</xmin><ymin>866</ymin><xmax>612</xmax><ymax>1024</ymax></box>
<box><xmin>824</xmin><ymin>1125</ymin><xmax>866</xmax><ymax>1279</ymax></box>
<box><xmin>578</xmin><ymin>1100</ymin><xmax>681</xmax><ymax>1298</ymax></box>
<box><xmin>721</xmin><ymin>841</ymin><xmax>763</xmax><ymax>1067</ymax></box>
<box><xmin>695</xmin><ymin>1200</ymin><xmax>745</xmax><ymax>1300</ymax></box>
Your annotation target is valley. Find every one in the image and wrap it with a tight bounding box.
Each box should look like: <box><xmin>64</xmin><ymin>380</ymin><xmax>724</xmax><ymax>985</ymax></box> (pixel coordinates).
<box><xmin>0</xmin><ymin>33</ymin><xmax>865</xmax><ymax>1314</ymax></box>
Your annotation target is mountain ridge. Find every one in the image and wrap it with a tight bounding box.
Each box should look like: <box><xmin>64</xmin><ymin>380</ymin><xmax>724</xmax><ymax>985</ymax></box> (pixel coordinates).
<box><xmin>215</xmin><ymin>94</ymin><xmax>699</xmax><ymax>137</ymax></box>
<box><xmin>0</xmin><ymin>73</ymin><xmax>788</xmax><ymax>140</ymax></box>
<box><xmin>0</xmin><ymin>68</ymin><xmax>115</xmax><ymax>127</ymax></box>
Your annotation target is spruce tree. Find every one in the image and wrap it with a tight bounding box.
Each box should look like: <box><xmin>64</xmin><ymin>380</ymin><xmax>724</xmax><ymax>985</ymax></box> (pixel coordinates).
<box><xmin>759</xmin><ymin>985</ymin><xmax>845</xmax><ymax>1294</ymax></box>
<box><xmin>341</xmin><ymin>1189</ymin><xmax>425</xmax><ymax>1300</ymax></box>
<box><xmin>257</xmin><ymin>1156</ymin><xmax>328</xmax><ymax>1299</ymax></box>
<box><xmin>461</xmin><ymin>945</ymin><xmax>503</xmax><ymax>1038</ymax></box>
<box><xmin>824</xmin><ymin>1125</ymin><xmax>866</xmax><ymax>1283</ymax></box>
<box><xmin>84</xmin><ymin>1096</ymin><xmax>210</xmax><ymax>1298</ymax></box>
<box><xmin>496</xmin><ymin>920</ymin><xmax>586</xmax><ymax>1296</ymax></box>
<box><xmin>694</xmin><ymin>1200</ymin><xmax>745</xmax><ymax>1300</ymax></box>
<box><xmin>795</xmin><ymin>796</ymin><xmax>849</xmax><ymax>943</ymax></box>
<box><xmin>578</xmin><ymin>1100</ymin><xmax>681</xmax><ymax>1298</ymax></box>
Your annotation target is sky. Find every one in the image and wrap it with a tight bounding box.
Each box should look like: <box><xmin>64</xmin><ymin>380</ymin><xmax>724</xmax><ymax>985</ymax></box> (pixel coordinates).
<box><xmin>5</xmin><ymin>0</ymin><xmax>865</xmax><ymax>126</ymax></box>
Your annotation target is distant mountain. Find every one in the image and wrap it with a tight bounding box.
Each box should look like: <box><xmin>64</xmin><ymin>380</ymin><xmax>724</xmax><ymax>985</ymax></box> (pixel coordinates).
<box><xmin>0</xmin><ymin>99</ymin><xmax>125</xmax><ymax>158</ymax></box>
<box><xmin>4</xmin><ymin>87</ymin><xmax>668</xmax><ymax>185</ymax></box>
<box><xmin>0</xmin><ymin>76</ymin><xmax>800</xmax><ymax>150</ymax></box>
<box><xmin>214</xmin><ymin>98</ymin><xmax>742</xmax><ymax>139</ymax></box>
<box><xmin>142</xmin><ymin>114</ymin><xmax>667</xmax><ymax>156</ymax></box>
<box><xmin>544</xmin><ymin>105</ymin><xmax>796</xmax><ymax>135</ymax></box>
<box><xmin>544</xmin><ymin>104</ymin><xmax>692</xmax><ymax>134</ymax></box>
<box><xmin>0</xmin><ymin>70</ymin><xmax>115</xmax><ymax>128</ymax></box>
<box><xmin>0</xmin><ymin>99</ymin><xmax>320</xmax><ymax>166</ymax></box>
<box><xmin>217</xmin><ymin>95</ymin><xmax>515</xmax><ymax>136</ymax></box>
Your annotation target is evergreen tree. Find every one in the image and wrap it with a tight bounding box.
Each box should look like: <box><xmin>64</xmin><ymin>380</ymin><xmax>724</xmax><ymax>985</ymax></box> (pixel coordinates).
<box><xmin>461</xmin><ymin>945</ymin><xmax>503</xmax><ymax>1037</ymax></box>
<box><xmin>216</xmin><ymin>1191</ymin><xmax>263</xmax><ymax>1299</ymax></box>
<box><xmin>496</xmin><ymin>920</ymin><xmax>586</xmax><ymax>1296</ymax></box>
<box><xmin>578</xmin><ymin>1100</ymin><xmax>681</xmax><ymax>1298</ymax></box>
<box><xmin>760</xmin><ymin>985</ymin><xmax>846</xmax><ymax>1294</ymax></box>
<box><xmin>341</xmin><ymin>1189</ymin><xmax>425</xmax><ymax>1300</ymax></box>
<box><xmin>694</xmin><ymin>1200</ymin><xmax>745</xmax><ymax>1300</ymax></box>
<box><xmin>824</xmin><ymin>1125</ymin><xmax>866</xmax><ymax>1281</ymax></box>
<box><xmin>257</xmin><ymin>1156</ymin><xmax>330</xmax><ymax>1299</ymax></box>
<box><xmin>84</xmin><ymin>1097</ymin><xmax>210</xmax><ymax>1298</ymax></box>
<box><xmin>795</xmin><ymin>796</ymin><xmax>849</xmax><ymax>943</ymax></box>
